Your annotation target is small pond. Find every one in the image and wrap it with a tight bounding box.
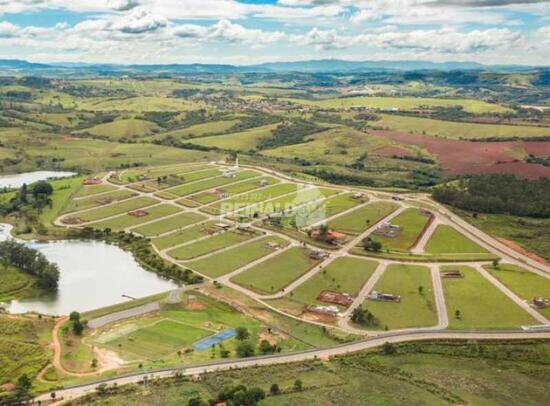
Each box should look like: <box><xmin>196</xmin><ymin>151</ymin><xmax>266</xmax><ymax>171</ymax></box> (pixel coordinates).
<box><xmin>0</xmin><ymin>171</ymin><xmax>76</xmax><ymax>189</ymax></box>
<box><xmin>0</xmin><ymin>224</ymin><xmax>178</xmax><ymax>315</ymax></box>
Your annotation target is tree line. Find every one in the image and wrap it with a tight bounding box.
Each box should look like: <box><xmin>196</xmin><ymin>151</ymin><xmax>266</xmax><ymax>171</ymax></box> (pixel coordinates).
<box><xmin>432</xmin><ymin>174</ymin><xmax>550</xmax><ymax>218</ymax></box>
<box><xmin>0</xmin><ymin>239</ymin><xmax>60</xmax><ymax>290</ymax></box>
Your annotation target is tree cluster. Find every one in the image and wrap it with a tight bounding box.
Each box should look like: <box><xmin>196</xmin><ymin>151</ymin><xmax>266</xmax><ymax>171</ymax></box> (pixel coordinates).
<box><xmin>258</xmin><ymin>119</ymin><xmax>322</xmax><ymax>149</ymax></box>
<box><xmin>351</xmin><ymin>307</ymin><xmax>378</xmax><ymax>327</ymax></box>
<box><xmin>432</xmin><ymin>174</ymin><xmax>550</xmax><ymax>218</ymax></box>
<box><xmin>0</xmin><ymin>180</ymin><xmax>54</xmax><ymax>217</ymax></box>
<box><xmin>0</xmin><ymin>239</ymin><xmax>60</xmax><ymax>290</ymax></box>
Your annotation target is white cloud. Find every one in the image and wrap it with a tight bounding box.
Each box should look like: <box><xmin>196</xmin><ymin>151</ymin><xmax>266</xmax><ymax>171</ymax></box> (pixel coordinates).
<box><xmin>111</xmin><ymin>7</ymin><xmax>166</xmax><ymax>33</ymax></box>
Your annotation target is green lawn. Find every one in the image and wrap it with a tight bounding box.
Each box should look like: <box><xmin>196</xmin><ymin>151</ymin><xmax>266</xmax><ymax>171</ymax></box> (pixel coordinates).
<box><xmin>271</xmin><ymin>257</ymin><xmax>378</xmax><ymax>315</ymax></box>
<box><xmin>361</xmin><ymin>264</ymin><xmax>437</xmax><ymax>330</ymax></box>
<box><xmin>120</xmin><ymin>163</ymin><xmax>213</xmax><ymax>183</ymax></box>
<box><xmin>152</xmin><ymin>221</ymin><xmax>221</xmax><ymax>251</ymax></box>
<box><xmin>425</xmin><ymin>225</ymin><xmax>488</xmax><ymax>254</ymax></box>
<box><xmin>169</xmin><ymin>170</ymin><xmax>258</xmax><ymax>197</ymax></box>
<box><xmin>329</xmin><ymin>201</ymin><xmax>399</xmax><ymax>235</ymax></box>
<box><xmin>132</xmin><ymin>212</ymin><xmax>207</xmax><ymax>237</ymax></box>
<box><xmin>90</xmin><ymin>204</ymin><xmax>181</xmax><ymax>231</ymax></box>
<box><xmin>74</xmin><ymin>118</ymin><xmax>160</xmax><ymax>140</ymax></box>
<box><xmin>486</xmin><ymin>264</ymin><xmax>550</xmax><ymax>319</ymax></box>
<box><xmin>441</xmin><ymin>265</ymin><xmax>537</xmax><ymax>329</ymax></box>
<box><xmin>62</xmin><ymin>189</ymin><xmax>137</xmax><ymax>214</ymax></box>
<box><xmin>39</xmin><ymin>176</ymin><xmax>84</xmax><ymax>225</ymax></box>
<box><xmin>167</xmin><ymin>231</ymin><xmax>255</xmax><ymax>260</ymax></box>
<box><xmin>185</xmin><ymin>236</ymin><xmax>287</xmax><ymax>279</ymax></box>
<box><xmin>370</xmin><ymin>208</ymin><xmax>431</xmax><ymax>252</ymax></box>
<box><xmin>0</xmin><ymin>265</ymin><xmax>34</xmax><ymax>300</ymax></box>
<box><xmin>231</xmin><ymin>247</ymin><xmax>320</xmax><ymax>295</ymax></box>
<box><xmin>76</xmin><ymin>196</ymin><xmax>158</xmax><ymax>222</ymax></box>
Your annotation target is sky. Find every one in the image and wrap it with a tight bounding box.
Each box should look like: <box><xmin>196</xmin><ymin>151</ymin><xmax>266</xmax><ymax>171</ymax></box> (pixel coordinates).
<box><xmin>0</xmin><ymin>0</ymin><xmax>549</xmax><ymax>65</ymax></box>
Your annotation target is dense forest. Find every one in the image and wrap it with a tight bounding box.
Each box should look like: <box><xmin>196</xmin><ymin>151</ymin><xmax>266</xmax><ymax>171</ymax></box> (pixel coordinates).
<box><xmin>0</xmin><ymin>240</ymin><xmax>60</xmax><ymax>290</ymax></box>
<box><xmin>432</xmin><ymin>174</ymin><xmax>550</xmax><ymax>218</ymax></box>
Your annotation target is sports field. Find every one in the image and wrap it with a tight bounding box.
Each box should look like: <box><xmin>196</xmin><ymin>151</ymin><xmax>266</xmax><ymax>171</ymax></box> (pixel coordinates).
<box><xmin>441</xmin><ymin>265</ymin><xmax>536</xmax><ymax>329</ymax></box>
<box><xmin>425</xmin><ymin>225</ymin><xmax>488</xmax><ymax>254</ymax></box>
<box><xmin>361</xmin><ymin>264</ymin><xmax>437</xmax><ymax>330</ymax></box>
<box><xmin>132</xmin><ymin>212</ymin><xmax>207</xmax><ymax>237</ymax></box>
<box><xmin>185</xmin><ymin>236</ymin><xmax>287</xmax><ymax>278</ymax></box>
<box><xmin>486</xmin><ymin>264</ymin><xmax>550</xmax><ymax>319</ymax></box>
<box><xmin>166</xmin><ymin>231</ymin><xmax>255</xmax><ymax>260</ymax></box>
<box><xmin>271</xmin><ymin>257</ymin><xmax>378</xmax><ymax>315</ymax></box>
<box><xmin>329</xmin><ymin>201</ymin><xmax>399</xmax><ymax>235</ymax></box>
<box><xmin>91</xmin><ymin>204</ymin><xmax>181</xmax><ymax>231</ymax></box>
<box><xmin>75</xmin><ymin>196</ymin><xmax>158</xmax><ymax>222</ymax></box>
<box><xmin>231</xmin><ymin>247</ymin><xmax>320</xmax><ymax>294</ymax></box>
<box><xmin>369</xmin><ymin>208</ymin><xmax>431</xmax><ymax>252</ymax></box>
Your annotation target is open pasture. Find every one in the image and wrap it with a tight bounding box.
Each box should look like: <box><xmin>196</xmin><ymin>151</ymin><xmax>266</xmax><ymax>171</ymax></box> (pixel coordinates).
<box><xmin>154</xmin><ymin>119</ymin><xmax>240</xmax><ymax>139</ymax></box>
<box><xmin>74</xmin><ymin>118</ymin><xmax>160</xmax><ymax>140</ymax></box>
<box><xmin>187</xmin><ymin>123</ymin><xmax>279</xmax><ymax>150</ymax></box>
<box><xmin>441</xmin><ymin>265</ymin><xmax>536</xmax><ymax>329</ymax></box>
<box><xmin>185</xmin><ymin>236</ymin><xmax>287</xmax><ymax>279</ymax></box>
<box><xmin>360</xmin><ymin>264</ymin><xmax>437</xmax><ymax>330</ymax></box>
<box><xmin>166</xmin><ymin>230</ymin><xmax>256</xmax><ymax>261</ymax></box>
<box><xmin>425</xmin><ymin>225</ymin><xmax>488</xmax><ymax>254</ymax></box>
<box><xmin>231</xmin><ymin>247</ymin><xmax>320</xmax><ymax>295</ymax></box>
<box><xmin>329</xmin><ymin>201</ymin><xmax>399</xmax><ymax>235</ymax></box>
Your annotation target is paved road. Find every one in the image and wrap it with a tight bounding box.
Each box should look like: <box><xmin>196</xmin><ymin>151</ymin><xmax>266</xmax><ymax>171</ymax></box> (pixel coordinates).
<box><xmin>410</xmin><ymin>216</ymin><xmax>440</xmax><ymax>254</ymax></box>
<box><xmin>36</xmin><ymin>330</ymin><xmax>550</xmax><ymax>404</ymax></box>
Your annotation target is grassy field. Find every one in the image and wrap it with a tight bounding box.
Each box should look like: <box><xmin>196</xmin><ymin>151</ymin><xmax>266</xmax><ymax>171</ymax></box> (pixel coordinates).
<box><xmin>74</xmin><ymin>118</ymin><xmax>160</xmax><ymax>140</ymax></box>
<box><xmin>37</xmin><ymin>176</ymin><xmax>85</xmax><ymax>226</ymax></box>
<box><xmin>75</xmin><ymin>96</ymin><xmax>206</xmax><ymax>112</ymax></box>
<box><xmin>486</xmin><ymin>264</ymin><xmax>550</xmax><ymax>319</ymax></box>
<box><xmin>370</xmin><ymin>208</ymin><xmax>431</xmax><ymax>252</ymax></box>
<box><xmin>329</xmin><ymin>201</ymin><xmax>399</xmax><ymax>235</ymax></box>
<box><xmin>0</xmin><ymin>264</ymin><xmax>34</xmax><ymax>301</ymax></box>
<box><xmin>441</xmin><ymin>265</ymin><xmax>536</xmax><ymax>329</ymax></box>
<box><xmin>185</xmin><ymin>236</ymin><xmax>287</xmax><ymax>279</ymax></box>
<box><xmin>166</xmin><ymin>231</ymin><xmax>255</xmax><ymax>260</ymax></box>
<box><xmin>90</xmin><ymin>204</ymin><xmax>181</xmax><ymax>231</ymax></box>
<box><xmin>188</xmin><ymin>176</ymin><xmax>279</xmax><ymax>205</ymax></box>
<box><xmin>155</xmin><ymin>119</ymin><xmax>240</xmax><ymax>139</ymax></box>
<box><xmin>152</xmin><ymin>221</ymin><xmax>221</xmax><ymax>251</ymax></box>
<box><xmin>132</xmin><ymin>212</ymin><xmax>207</xmax><ymax>237</ymax></box>
<box><xmin>361</xmin><ymin>264</ymin><xmax>437</xmax><ymax>330</ymax></box>
<box><xmin>270</xmin><ymin>257</ymin><xmax>378</xmax><ymax>315</ymax></box>
<box><xmin>169</xmin><ymin>170</ymin><xmax>258</xmax><ymax>197</ymax></box>
<box><xmin>424</xmin><ymin>225</ymin><xmax>488</xmax><ymax>254</ymax></box>
<box><xmin>76</xmin><ymin>196</ymin><xmax>158</xmax><ymax>222</ymax></box>
<box><xmin>62</xmin><ymin>190</ymin><xmax>137</xmax><ymax>214</ymax></box>
<box><xmin>284</xmin><ymin>96</ymin><xmax>512</xmax><ymax>114</ymax></box>
<box><xmin>203</xmin><ymin>183</ymin><xmax>298</xmax><ymax>215</ymax></box>
<box><xmin>74</xmin><ymin>183</ymin><xmax>117</xmax><ymax>198</ymax></box>
<box><xmin>65</xmin><ymin>341</ymin><xmax>550</xmax><ymax>406</ymax></box>
<box><xmin>231</xmin><ymin>247</ymin><xmax>320</xmax><ymax>294</ymax></box>
<box><xmin>376</xmin><ymin>114</ymin><xmax>550</xmax><ymax>140</ymax></box>
<box><xmin>187</xmin><ymin>124</ymin><xmax>279</xmax><ymax>150</ymax></box>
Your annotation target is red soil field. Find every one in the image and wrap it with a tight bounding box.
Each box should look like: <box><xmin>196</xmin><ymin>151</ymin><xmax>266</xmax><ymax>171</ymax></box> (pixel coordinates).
<box><xmin>370</xmin><ymin>130</ymin><xmax>550</xmax><ymax>179</ymax></box>
<box><xmin>524</xmin><ymin>142</ymin><xmax>550</xmax><ymax>157</ymax></box>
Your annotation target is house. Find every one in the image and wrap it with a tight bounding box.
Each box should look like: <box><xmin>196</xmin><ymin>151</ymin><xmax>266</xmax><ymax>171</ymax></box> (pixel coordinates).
<box><xmin>368</xmin><ymin>291</ymin><xmax>401</xmax><ymax>302</ymax></box>
<box><xmin>532</xmin><ymin>297</ymin><xmax>550</xmax><ymax>309</ymax></box>
<box><xmin>128</xmin><ymin>209</ymin><xmax>149</xmax><ymax>217</ymax></box>
<box><xmin>317</xmin><ymin>290</ymin><xmax>354</xmax><ymax>307</ymax></box>
<box><xmin>309</xmin><ymin>250</ymin><xmax>329</xmax><ymax>260</ymax></box>
<box><xmin>265</xmin><ymin>242</ymin><xmax>281</xmax><ymax>249</ymax></box>
<box><xmin>259</xmin><ymin>179</ymin><xmax>269</xmax><ymax>187</ymax></box>
<box><xmin>373</xmin><ymin>222</ymin><xmax>402</xmax><ymax>238</ymax></box>
<box><xmin>311</xmin><ymin>228</ymin><xmax>347</xmax><ymax>244</ymax></box>
<box><xmin>214</xmin><ymin>223</ymin><xmax>231</xmax><ymax>231</ymax></box>
<box><xmin>307</xmin><ymin>305</ymin><xmax>341</xmax><ymax>317</ymax></box>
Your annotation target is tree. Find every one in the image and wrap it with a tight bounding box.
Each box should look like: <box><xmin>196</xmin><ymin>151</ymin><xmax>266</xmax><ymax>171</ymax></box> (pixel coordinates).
<box><xmin>72</xmin><ymin>319</ymin><xmax>84</xmax><ymax>335</ymax></box>
<box><xmin>492</xmin><ymin>258</ymin><xmax>500</xmax><ymax>269</ymax></box>
<box><xmin>236</xmin><ymin>326</ymin><xmax>250</xmax><ymax>341</ymax></box>
<box><xmin>91</xmin><ymin>358</ymin><xmax>98</xmax><ymax>368</ymax></box>
<box><xmin>236</xmin><ymin>341</ymin><xmax>255</xmax><ymax>358</ymax></box>
<box><xmin>362</xmin><ymin>237</ymin><xmax>382</xmax><ymax>252</ymax></box>
<box><xmin>293</xmin><ymin>379</ymin><xmax>303</xmax><ymax>391</ymax></box>
<box><xmin>188</xmin><ymin>397</ymin><xmax>203</xmax><ymax>406</ymax></box>
<box><xmin>31</xmin><ymin>180</ymin><xmax>53</xmax><ymax>198</ymax></box>
<box><xmin>270</xmin><ymin>383</ymin><xmax>280</xmax><ymax>395</ymax></box>
<box><xmin>259</xmin><ymin>339</ymin><xmax>278</xmax><ymax>355</ymax></box>
<box><xmin>69</xmin><ymin>311</ymin><xmax>80</xmax><ymax>322</ymax></box>
<box><xmin>455</xmin><ymin>309</ymin><xmax>461</xmax><ymax>320</ymax></box>
<box><xmin>382</xmin><ymin>342</ymin><xmax>396</xmax><ymax>355</ymax></box>
<box><xmin>418</xmin><ymin>286</ymin><xmax>424</xmax><ymax>295</ymax></box>
<box><xmin>16</xmin><ymin>374</ymin><xmax>32</xmax><ymax>399</ymax></box>
<box><xmin>351</xmin><ymin>307</ymin><xmax>378</xmax><ymax>327</ymax></box>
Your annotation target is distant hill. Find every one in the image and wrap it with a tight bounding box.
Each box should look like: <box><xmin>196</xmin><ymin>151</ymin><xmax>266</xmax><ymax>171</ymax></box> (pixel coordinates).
<box><xmin>0</xmin><ymin>58</ymin><xmax>544</xmax><ymax>76</ymax></box>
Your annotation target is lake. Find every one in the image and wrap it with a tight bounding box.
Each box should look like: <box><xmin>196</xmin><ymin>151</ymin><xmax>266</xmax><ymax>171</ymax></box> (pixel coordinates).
<box><xmin>0</xmin><ymin>171</ymin><xmax>76</xmax><ymax>189</ymax></box>
<box><xmin>0</xmin><ymin>225</ymin><xmax>178</xmax><ymax>315</ymax></box>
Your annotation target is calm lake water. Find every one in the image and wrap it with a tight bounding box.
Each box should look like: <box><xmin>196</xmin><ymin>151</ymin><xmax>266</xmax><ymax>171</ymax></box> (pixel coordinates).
<box><xmin>0</xmin><ymin>225</ymin><xmax>177</xmax><ymax>315</ymax></box>
<box><xmin>0</xmin><ymin>171</ymin><xmax>76</xmax><ymax>189</ymax></box>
